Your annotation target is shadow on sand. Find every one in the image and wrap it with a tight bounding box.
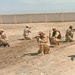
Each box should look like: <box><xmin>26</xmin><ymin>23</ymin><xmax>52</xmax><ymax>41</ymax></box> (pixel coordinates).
<box><xmin>68</xmin><ymin>55</ymin><xmax>75</xmax><ymax>61</ymax></box>
<box><xmin>21</xmin><ymin>52</ymin><xmax>39</xmax><ymax>57</ymax></box>
<box><xmin>50</xmin><ymin>45</ymin><xmax>55</xmax><ymax>48</ymax></box>
<box><xmin>18</xmin><ymin>38</ymin><xmax>31</xmax><ymax>41</ymax></box>
<box><xmin>17</xmin><ymin>38</ymin><xmax>25</xmax><ymax>40</ymax></box>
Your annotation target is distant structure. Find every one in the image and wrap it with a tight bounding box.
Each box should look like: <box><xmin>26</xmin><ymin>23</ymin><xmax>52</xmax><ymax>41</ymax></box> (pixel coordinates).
<box><xmin>0</xmin><ymin>12</ymin><xmax>75</xmax><ymax>24</ymax></box>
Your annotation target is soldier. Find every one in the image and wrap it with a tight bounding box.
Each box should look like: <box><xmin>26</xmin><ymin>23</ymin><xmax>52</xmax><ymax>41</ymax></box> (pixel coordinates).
<box><xmin>49</xmin><ymin>27</ymin><xmax>61</xmax><ymax>45</ymax></box>
<box><xmin>0</xmin><ymin>29</ymin><xmax>10</xmax><ymax>47</ymax></box>
<box><xmin>23</xmin><ymin>26</ymin><xmax>31</xmax><ymax>40</ymax></box>
<box><xmin>36</xmin><ymin>32</ymin><xmax>50</xmax><ymax>55</ymax></box>
<box><xmin>65</xmin><ymin>25</ymin><xmax>74</xmax><ymax>42</ymax></box>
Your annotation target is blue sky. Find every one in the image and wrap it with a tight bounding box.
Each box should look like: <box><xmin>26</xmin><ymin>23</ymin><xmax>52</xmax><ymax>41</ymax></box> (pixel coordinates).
<box><xmin>0</xmin><ymin>0</ymin><xmax>75</xmax><ymax>14</ymax></box>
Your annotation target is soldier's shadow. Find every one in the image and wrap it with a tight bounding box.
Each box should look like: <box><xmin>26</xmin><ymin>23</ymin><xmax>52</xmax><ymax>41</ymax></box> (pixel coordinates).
<box><xmin>18</xmin><ymin>38</ymin><xmax>31</xmax><ymax>40</ymax></box>
<box><xmin>68</xmin><ymin>55</ymin><xmax>75</xmax><ymax>61</ymax></box>
<box><xmin>21</xmin><ymin>52</ymin><xmax>39</xmax><ymax>57</ymax></box>
<box><xmin>17</xmin><ymin>38</ymin><xmax>25</xmax><ymax>40</ymax></box>
<box><xmin>50</xmin><ymin>45</ymin><xmax>55</xmax><ymax>48</ymax></box>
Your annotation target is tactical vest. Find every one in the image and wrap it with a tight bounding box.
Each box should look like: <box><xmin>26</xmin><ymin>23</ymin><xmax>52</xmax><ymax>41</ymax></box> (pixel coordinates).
<box><xmin>52</xmin><ymin>30</ymin><xmax>61</xmax><ymax>39</ymax></box>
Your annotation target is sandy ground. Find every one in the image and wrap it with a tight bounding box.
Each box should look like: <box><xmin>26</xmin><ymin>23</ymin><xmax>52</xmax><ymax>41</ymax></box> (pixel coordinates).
<box><xmin>0</xmin><ymin>22</ymin><xmax>75</xmax><ymax>75</ymax></box>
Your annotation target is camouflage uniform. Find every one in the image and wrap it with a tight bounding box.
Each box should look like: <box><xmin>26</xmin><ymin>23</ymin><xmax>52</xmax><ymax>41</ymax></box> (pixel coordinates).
<box><xmin>0</xmin><ymin>30</ymin><xmax>10</xmax><ymax>47</ymax></box>
<box><xmin>65</xmin><ymin>28</ymin><xmax>74</xmax><ymax>42</ymax></box>
<box><xmin>38</xmin><ymin>33</ymin><xmax>50</xmax><ymax>54</ymax></box>
<box><xmin>49</xmin><ymin>28</ymin><xmax>61</xmax><ymax>45</ymax></box>
<box><xmin>23</xmin><ymin>26</ymin><xmax>31</xmax><ymax>40</ymax></box>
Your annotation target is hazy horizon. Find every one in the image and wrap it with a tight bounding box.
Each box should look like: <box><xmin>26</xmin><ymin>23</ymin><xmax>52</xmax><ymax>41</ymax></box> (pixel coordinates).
<box><xmin>0</xmin><ymin>0</ymin><xmax>75</xmax><ymax>14</ymax></box>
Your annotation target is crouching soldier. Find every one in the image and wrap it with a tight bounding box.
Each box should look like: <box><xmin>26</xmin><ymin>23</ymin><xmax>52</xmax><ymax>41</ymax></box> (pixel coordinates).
<box><xmin>23</xmin><ymin>26</ymin><xmax>31</xmax><ymax>40</ymax></box>
<box><xmin>0</xmin><ymin>29</ymin><xmax>10</xmax><ymax>47</ymax></box>
<box><xmin>36</xmin><ymin>32</ymin><xmax>50</xmax><ymax>55</ymax></box>
<box><xmin>49</xmin><ymin>27</ymin><xmax>61</xmax><ymax>46</ymax></box>
<box><xmin>65</xmin><ymin>26</ymin><xmax>74</xmax><ymax>42</ymax></box>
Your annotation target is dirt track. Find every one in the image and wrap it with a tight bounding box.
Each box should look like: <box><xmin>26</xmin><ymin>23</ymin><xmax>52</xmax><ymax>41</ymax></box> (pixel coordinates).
<box><xmin>0</xmin><ymin>22</ymin><xmax>75</xmax><ymax>75</ymax></box>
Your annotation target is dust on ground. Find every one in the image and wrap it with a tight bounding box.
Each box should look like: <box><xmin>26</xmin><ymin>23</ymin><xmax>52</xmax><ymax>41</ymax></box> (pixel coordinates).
<box><xmin>0</xmin><ymin>22</ymin><xmax>75</xmax><ymax>75</ymax></box>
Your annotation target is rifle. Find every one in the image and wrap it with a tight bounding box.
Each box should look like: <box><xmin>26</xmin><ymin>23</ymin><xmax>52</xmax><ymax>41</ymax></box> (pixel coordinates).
<box><xmin>49</xmin><ymin>30</ymin><xmax>52</xmax><ymax>44</ymax></box>
<box><xmin>33</xmin><ymin>36</ymin><xmax>40</xmax><ymax>42</ymax></box>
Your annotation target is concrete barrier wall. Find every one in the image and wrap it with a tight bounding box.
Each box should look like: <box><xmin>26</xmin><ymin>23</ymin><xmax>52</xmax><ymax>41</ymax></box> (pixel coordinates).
<box><xmin>0</xmin><ymin>12</ymin><xmax>75</xmax><ymax>24</ymax></box>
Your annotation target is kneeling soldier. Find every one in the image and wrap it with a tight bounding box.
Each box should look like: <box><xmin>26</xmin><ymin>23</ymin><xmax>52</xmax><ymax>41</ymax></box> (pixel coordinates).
<box><xmin>0</xmin><ymin>29</ymin><xmax>10</xmax><ymax>47</ymax></box>
<box><xmin>49</xmin><ymin>27</ymin><xmax>61</xmax><ymax>46</ymax></box>
<box><xmin>65</xmin><ymin>26</ymin><xmax>74</xmax><ymax>42</ymax></box>
<box><xmin>37</xmin><ymin>32</ymin><xmax>50</xmax><ymax>55</ymax></box>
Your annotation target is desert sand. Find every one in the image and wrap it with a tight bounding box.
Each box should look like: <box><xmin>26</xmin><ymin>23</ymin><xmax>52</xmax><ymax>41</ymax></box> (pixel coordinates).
<box><xmin>0</xmin><ymin>22</ymin><xmax>75</xmax><ymax>75</ymax></box>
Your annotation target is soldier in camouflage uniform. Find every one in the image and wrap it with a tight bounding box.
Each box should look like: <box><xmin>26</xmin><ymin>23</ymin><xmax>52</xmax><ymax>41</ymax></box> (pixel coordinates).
<box><xmin>65</xmin><ymin>26</ymin><xmax>74</xmax><ymax>42</ymax></box>
<box><xmin>23</xmin><ymin>26</ymin><xmax>31</xmax><ymax>40</ymax></box>
<box><xmin>0</xmin><ymin>29</ymin><xmax>10</xmax><ymax>47</ymax></box>
<box><xmin>37</xmin><ymin>32</ymin><xmax>50</xmax><ymax>55</ymax></box>
<box><xmin>49</xmin><ymin>27</ymin><xmax>61</xmax><ymax>46</ymax></box>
